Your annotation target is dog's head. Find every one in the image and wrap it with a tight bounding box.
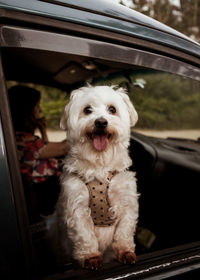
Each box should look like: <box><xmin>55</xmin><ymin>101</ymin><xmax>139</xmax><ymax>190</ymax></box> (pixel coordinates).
<box><xmin>61</xmin><ymin>85</ymin><xmax>138</xmax><ymax>152</ymax></box>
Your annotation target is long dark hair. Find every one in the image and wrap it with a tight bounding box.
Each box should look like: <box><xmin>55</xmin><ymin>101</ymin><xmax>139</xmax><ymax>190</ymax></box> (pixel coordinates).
<box><xmin>8</xmin><ymin>85</ymin><xmax>41</xmax><ymax>134</ymax></box>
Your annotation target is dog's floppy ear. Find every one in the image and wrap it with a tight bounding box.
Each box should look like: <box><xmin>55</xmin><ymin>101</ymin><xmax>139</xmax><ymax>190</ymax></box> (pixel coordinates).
<box><xmin>115</xmin><ymin>87</ymin><xmax>138</xmax><ymax>127</ymax></box>
<box><xmin>60</xmin><ymin>93</ymin><xmax>75</xmax><ymax>130</ymax></box>
<box><xmin>60</xmin><ymin>103</ymin><xmax>69</xmax><ymax>130</ymax></box>
<box><xmin>60</xmin><ymin>90</ymin><xmax>78</xmax><ymax>130</ymax></box>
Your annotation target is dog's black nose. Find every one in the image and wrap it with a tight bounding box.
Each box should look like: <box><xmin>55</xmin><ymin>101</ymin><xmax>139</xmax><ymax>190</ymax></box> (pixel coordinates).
<box><xmin>95</xmin><ymin>117</ymin><xmax>108</xmax><ymax>129</ymax></box>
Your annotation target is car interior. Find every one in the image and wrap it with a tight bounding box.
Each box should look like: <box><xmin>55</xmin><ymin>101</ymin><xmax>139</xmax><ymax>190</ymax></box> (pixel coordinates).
<box><xmin>2</xmin><ymin>46</ymin><xmax>200</xmax><ymax>277</ymax></box>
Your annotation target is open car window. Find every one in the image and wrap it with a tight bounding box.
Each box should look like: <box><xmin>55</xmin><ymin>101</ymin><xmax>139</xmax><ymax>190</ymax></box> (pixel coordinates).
<box><xmin>1</xmin><ymin>24</ymin><xmax>200</xmax><ymax>279</ymax></box>
<box><xmin>93</xmin><ymin>70</ymin><xmax>200</xmax><ymax>139</ymax></box>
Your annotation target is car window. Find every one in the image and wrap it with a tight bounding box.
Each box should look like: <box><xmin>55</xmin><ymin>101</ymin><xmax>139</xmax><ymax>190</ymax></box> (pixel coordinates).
<box><xmin>7</xmin><ymin>71</ymin><xmax>200</xmax><ymax>142</ymax></box>
<box><xmin>1</xmin><ymin>26</ymin><xmax>200</xmax><ymax>278</ymax></box>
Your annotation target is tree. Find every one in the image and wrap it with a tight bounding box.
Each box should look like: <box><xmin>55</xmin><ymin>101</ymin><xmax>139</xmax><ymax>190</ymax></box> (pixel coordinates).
<box><xmin>130</xmin><ymin>0</ymin><xmax>200</xmax><ymax>42</ymax></box>
<box><xmin>131</xmin><ymin>0</ymin><xmax>180</xmax><ymax>27</ymax></box>
<box><xmin>180</xmin><ymin>0</ymin><xmax>200</xmax><ymax>41</ymax></box>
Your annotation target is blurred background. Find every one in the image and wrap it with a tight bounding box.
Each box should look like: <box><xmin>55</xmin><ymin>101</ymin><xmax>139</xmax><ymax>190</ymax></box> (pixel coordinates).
<box><xmin>110</xmin><ymin>0</ymin><xmax>200</xmax><ymax>43</ymax></box>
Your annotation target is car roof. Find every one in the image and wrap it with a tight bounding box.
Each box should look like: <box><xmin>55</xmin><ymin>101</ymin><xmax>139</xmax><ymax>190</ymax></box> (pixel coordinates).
<box><xmin>0</xmin><ymin>0</ymin><xmax>200</xmax><ymax>59</ymax></box>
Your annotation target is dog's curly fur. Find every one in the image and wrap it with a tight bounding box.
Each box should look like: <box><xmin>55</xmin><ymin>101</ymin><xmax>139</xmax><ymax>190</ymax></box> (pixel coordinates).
<box><xmin>55</xmin><ymin>85</ymin><xmax>139</xmax><ymax>269</ymax></box>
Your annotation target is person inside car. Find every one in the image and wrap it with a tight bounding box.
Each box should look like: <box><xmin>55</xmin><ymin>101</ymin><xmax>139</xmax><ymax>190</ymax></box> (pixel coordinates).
<box><xmin>8</xmin><ymin>85</ymin><xmax>69</xmax><ymax>222</ymax></box>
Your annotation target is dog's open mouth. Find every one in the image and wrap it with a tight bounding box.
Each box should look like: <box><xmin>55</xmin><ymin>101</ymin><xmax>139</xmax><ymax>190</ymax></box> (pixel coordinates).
<box><xmin>87</xmin><ymin>132</ymin><xmax>111</xmax><ymax>152</ymax></box>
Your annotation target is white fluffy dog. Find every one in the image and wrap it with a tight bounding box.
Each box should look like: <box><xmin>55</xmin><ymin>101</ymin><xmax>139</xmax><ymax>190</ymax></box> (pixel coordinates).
<box><xmin>56</xmin><ymin>85</ymin><xmax>139</xmax><ymax>269</ymax></box>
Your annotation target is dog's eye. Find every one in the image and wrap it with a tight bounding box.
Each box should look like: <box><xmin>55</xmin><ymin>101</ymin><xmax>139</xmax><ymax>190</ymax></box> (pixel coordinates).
<box><xmin>83</xmin><ymin>106</ymin><xmax>93</xmax><ymax>115</ymax></box>
<box><xmin>108</xmin><ymin>105</ymin><xmax>116</xmax><ymax>114</ymax></box>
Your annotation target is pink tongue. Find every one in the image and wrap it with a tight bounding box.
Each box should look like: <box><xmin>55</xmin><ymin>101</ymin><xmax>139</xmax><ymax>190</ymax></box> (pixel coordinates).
<box><xmin>93</xmin><ymin>135</ymin><xmax>109</xmax><ymax>151</ymax></box>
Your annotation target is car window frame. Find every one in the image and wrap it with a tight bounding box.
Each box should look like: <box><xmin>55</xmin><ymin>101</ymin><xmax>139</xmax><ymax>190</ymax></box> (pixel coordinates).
<box><xmin>1</xmin><ymin>8</ymin><xmax>200</xmax><ymax>67</ymax></box>
<box><xmin>0</xmin><ymin>51</ymin><xmax>35</xmax><ymax>279</ymax></box>
<box><xmin>1</xmin><ymin>25</ymin><xmax>200</xmax><ymax>82</ymax></box>
<box><xmin>1</xmin><ymin>23</ymin><xmax>200</xmax><ymax>279</ymax></box>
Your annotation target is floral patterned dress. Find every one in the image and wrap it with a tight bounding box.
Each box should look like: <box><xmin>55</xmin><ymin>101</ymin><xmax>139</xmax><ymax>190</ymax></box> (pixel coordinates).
<box><xmin>16</xmin><ymin>131</ymin><xmax>61</xmax><ymax>183</ymax></box>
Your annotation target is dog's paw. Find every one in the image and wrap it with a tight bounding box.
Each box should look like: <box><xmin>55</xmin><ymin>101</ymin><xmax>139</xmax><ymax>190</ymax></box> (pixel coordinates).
<box><xmin>118</xmin><ymin>251</ymin><xmax>137</xmax><ymax>264</ymax></box>
<box><xmin>83</xmin><ymin>255</ymin><xmax>103</xmax><ymax>270</ymax></box>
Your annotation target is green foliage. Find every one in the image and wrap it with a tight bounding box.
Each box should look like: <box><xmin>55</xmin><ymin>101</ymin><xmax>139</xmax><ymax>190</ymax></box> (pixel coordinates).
<box><xmin>36</xmin><ymin>85</ymin><xmax>69</xmax><ymax>129</ymax></box>
<box><xmin>130</xmin><ymin>72</ymin><xmax>200</xmax><ymax>129</ymax></box>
